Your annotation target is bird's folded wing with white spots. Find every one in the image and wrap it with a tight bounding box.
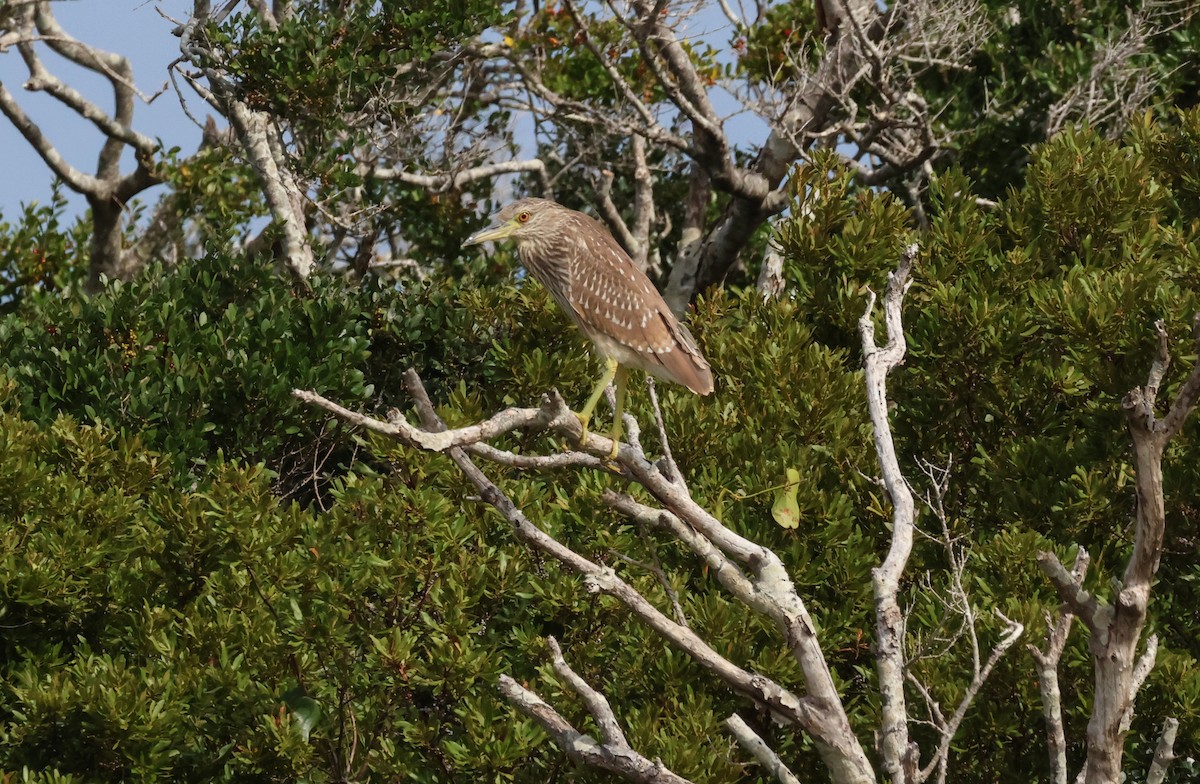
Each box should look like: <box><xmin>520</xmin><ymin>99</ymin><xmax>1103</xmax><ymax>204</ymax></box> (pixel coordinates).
<box><xmin>570</xmin><ymin>227</ymin><xmax>713</xmax><ymax>395</ymax></box>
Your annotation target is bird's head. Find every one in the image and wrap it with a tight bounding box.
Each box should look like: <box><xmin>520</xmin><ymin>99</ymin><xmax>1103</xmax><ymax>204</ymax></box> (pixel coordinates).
<box><xmin>463</xmin><ymin>198</ymin><xmax>562</xmax><ymax>248</ymax></box>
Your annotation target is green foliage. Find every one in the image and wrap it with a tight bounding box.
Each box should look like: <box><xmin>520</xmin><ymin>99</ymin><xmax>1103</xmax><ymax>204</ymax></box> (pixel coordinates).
<box><xmin>777</xmin><ymin>114</ymin><xmax>1200</xmax><ymax>777</ymax></box>
<box><xmin>931</xmin><ymin>0</ymin><xmax>1200</xmax><ymax>196</ymax></box>
<box><xmin>155</xmin><ymin>144</ymin><xmax>267</xmax><ymax>246</ymax></box>
<box><xmin>734</xmin><ymin>1</ymin><xmax>822</xmax><ymax>84</ymax></box>
<box><xmin>221</xmin><ymin>2</ymin><xmax>505</xmax><ymax>133</ymax></box>
<box><xmin>0</xmin><ymin>186</ymin><xmax>92</xmax><ymax>311</ymax></box>
<box><xmin>733</xmin><ymin>0</ymin><xmax>1200</xmax><ymax>198</ymax></box>
<box><xmin>193</xmin><ymin>1</ymin><xmax>514</xmax><ymax>275</ymax></box>
<box><xmin>0</xmin><ymin>257</ymin><xmax>879</xmax><ymax>781</ymax></box>
<box><xmin>518</xmin><ymin>2</ymin><xmax>722</xmax><ymax>106</ymax></box>
<box><xmin>2</xmin><ymin>111</ymin><xmax>1200</xmax><ymax>781</ymax></box>
<box><xmin>0</xmin><ymin>244</ymin><xmax>612</xmax><ymax>499</ymax></box>
<box><xmin>0</xmin><ymin>392</ymin><xmax>557</xmax><ymax>780</ymax></box>
<box><xmin>0</xmin><ymin>255</ymin><xmax>378</xmax><ymax>497</ymax></box>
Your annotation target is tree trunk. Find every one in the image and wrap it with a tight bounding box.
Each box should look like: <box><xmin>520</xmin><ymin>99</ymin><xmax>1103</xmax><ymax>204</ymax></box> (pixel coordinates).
<box><xmin>1082</xmin><ymin>429</ymin><xmax>1165</xmax><ymax>784</ymax></box>
<box><xmin>86</xmin><ymin>194</ymin><xmax>124</xmax><ymax>294</ymax></box>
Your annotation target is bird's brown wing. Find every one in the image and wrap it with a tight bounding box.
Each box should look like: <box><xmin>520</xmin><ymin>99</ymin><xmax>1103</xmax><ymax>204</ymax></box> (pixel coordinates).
<box><xmin>567</xmin><ymin>215</ymin><xmax>713</xmax><ymax>395</ymax></box>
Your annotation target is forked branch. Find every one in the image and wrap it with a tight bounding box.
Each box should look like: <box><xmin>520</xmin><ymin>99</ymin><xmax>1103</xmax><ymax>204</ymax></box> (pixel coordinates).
<box><xmin>859</xmin><ymin>242</ymin><xmax>919</xmax><ymax>783</ymax></box>
<box><xmin>1035</xmin><ymin>314</ymin><xmax>1199</xmax><ymax>784</ymax></box>
<box><xmin>294</xmin><ymin>371</ymin><xmax>876</xmax><ymax>784</ymax></box>
<box><xmin>1029</xmin><ymin>549</ymin><xmax>1090</xmax><ymax>784</ymax></box>
<box><xmin>499</xmin><ymin>638</ymin><xmax>693</xmax><ymax>784</ymax></box>
<box><xmin>0</xmin><ymin>0</ymin><xmax>166</xmax><ymax>290</ymax></box>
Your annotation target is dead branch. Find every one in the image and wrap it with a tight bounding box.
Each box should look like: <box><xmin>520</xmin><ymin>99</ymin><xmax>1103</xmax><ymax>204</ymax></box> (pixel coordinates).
<box><xmin>724</xmin><ymin>713</ymin><xmax>801</xmax><ymax>784</ymax></box>
<box><xmin>1046</xmin><ymin>0</ymin><xmax>1189</xmax><ymax>139</ymax></box>
<box><xmin>859</xmin><ymin>242</ymin><xmax>919</xmax><ymax>783</ymax></box>
<box><xmin>221</xmin><ymin>97</ymin><xmax>314</xmax><ymax>283</ymax></box>
<box><xmin>1035</xmin><ymin>551</ymin><xmax>1104</xmax><ymax>628</ymax></box>
<box><xmin>1035</xmin><ymin>314</ymin><xmax>1200</xmax><ymax>784</ymax></box>
<box><xmin>644</xmin><ymin>377</ymin><xmax>682</xmax><ymax>486</ymax></box>
<box><xmin>295</xmin><ymin>371</ymin><xmax>877</xmax><ymax>784</ymax></box>
<box><xmin>177</xmin><ymin>0</ymin><xmax>314</xmax><ymax>284</ymax></box>
<box><xmin>372</xmin><ymin>159</ymin><xmax>549</xmax><ymax>193</ymax></box>
<box><xmin>919</xmin><ymin>610</ymin><xmax>1023</xmax><ymax>784</ymax></box>
<box><xmin>498</xmin><ymin>667</ymin><xmax>692</xmax><ymax>784</ymax></box>
<box><xmin>911</xmin><ymin>458</ymin><xmax>1024</xmax><ymax>784</ymax></box>
<box><xmin>1146</xmin><ymin>717</ymin><xmax>1180</xmax><ymax>784</ymax></box>
<box><xmin>596</xmin><ymin>169</ymin><xmax>642</xmax><ymax>262</ymax></box>
<box><xmin>1028</xmin><ymin>549</ymin><xmax>1090</xmax><ymax>784</ymax></box>
<box><xmin>293</xmin><ymin>388</ymin><xmax>588</xmax><ymax>455</ymax></box>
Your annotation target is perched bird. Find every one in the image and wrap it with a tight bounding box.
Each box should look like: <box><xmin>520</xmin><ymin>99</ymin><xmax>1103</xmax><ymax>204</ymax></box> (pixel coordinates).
<box><xmin>464</xmin><ymin>198</ymin><xmax>713</xmax><ymax>456</ymax></box>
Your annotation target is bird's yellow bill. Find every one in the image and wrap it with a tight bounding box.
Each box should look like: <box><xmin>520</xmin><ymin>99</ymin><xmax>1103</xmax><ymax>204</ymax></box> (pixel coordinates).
<box><xmin>464</xmin><ymin>219</ymin><xmax>518</xmax><ymax>247</ymax></box>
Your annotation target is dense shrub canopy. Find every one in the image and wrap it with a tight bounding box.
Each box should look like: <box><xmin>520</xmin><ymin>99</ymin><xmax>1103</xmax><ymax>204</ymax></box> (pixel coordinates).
<box><xmin>0</xmin><ymin>111</ymin><xmax>1198</xmax><ymax>781</ymax></box>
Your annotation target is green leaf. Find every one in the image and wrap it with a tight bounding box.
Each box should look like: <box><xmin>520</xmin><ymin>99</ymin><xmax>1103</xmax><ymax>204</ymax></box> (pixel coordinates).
<box><xmin>282</xmin><ymin>686</ymin><xmax>321</xmax><ymax>742</ymax></box>
<box><xmin>772</xmin><ymin>468</ymin><xmax>801</xmax><ymax>529</ymax></box>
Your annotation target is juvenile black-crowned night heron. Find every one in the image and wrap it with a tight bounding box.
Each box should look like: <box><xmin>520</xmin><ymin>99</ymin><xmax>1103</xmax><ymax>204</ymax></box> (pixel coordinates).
<box><xmin>465</xmin><ymin>198</ymin><xmax>713</xmax><ymax>456</ymax></box>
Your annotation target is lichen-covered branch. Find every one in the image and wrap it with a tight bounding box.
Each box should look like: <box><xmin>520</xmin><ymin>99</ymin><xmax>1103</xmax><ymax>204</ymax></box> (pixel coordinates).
<box><xmin>220</xmin><ymin>97</ymin><xmax>314</xmax><ymax>283</ymax></box>
<box><xmin>177</xmin><ymin>0</ymin><xmax>314</xmax><ymax>284</ymax></box>
<box><xmin>859</xmin><ymin>243</ymin><xmax>919</xmax><ymax>783</ymax></box>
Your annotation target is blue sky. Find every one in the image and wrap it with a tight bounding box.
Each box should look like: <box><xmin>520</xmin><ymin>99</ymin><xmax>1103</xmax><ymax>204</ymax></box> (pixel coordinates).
<box><xmin>0</xmin><ymin>0</ymin><xmax>199</xmax><ymax>220</ymax></box>
<box><xmin>0</xmin><ymin>1</ymin><xmax>760</xmax><ymax>223</ymax></box>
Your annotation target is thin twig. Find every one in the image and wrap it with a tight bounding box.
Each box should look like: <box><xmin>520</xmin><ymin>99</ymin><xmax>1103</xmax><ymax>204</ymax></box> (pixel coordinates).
<box><xmin>646</xmin><ymin>377</ymin><xmax>682</xmax><ymax>486</ymax></box>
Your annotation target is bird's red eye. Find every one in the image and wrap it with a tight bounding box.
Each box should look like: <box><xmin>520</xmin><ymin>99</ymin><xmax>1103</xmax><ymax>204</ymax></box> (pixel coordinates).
<box><xmin>517</xmin><ymin>211</ymin><xmax>531</xmax><ymax>223</ymax></box>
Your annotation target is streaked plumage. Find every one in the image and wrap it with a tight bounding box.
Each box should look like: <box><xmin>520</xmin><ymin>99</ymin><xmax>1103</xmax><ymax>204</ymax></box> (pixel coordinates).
<box><xmin>464</xmin><ymin>198</ymin><xmax>713</xmax><ymax>454</ymax></box>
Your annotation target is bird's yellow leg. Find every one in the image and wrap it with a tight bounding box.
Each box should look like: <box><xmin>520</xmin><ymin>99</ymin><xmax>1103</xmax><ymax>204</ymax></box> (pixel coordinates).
<box><xmin>607</xmin><ymin>366</ymin><xmax>629</xmax><ymax>459</ymax></box>
<box><xmin>577</xmin><ymin>357</ymin><xmax>618</xmax><ymax>445</ymax></box>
